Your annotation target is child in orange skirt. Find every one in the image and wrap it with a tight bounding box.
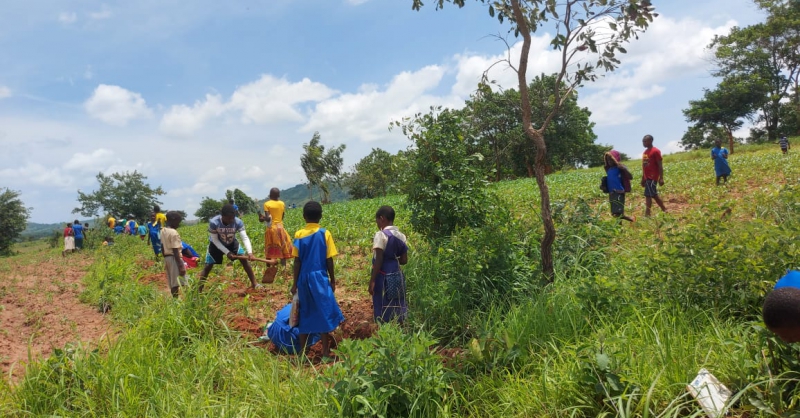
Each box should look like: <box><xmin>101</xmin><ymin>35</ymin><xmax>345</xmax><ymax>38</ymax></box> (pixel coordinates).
<box><xmin>259</xmin><ymin>188</ymin><xmax>294</xmax><ymax>279</ymax></box>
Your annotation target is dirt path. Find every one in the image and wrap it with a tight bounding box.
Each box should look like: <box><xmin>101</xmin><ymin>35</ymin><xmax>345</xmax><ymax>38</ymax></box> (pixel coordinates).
<box><xmin>0</xmin><ymin>249</ymin><xmax>112</xmax><ymax>382</ymax></box>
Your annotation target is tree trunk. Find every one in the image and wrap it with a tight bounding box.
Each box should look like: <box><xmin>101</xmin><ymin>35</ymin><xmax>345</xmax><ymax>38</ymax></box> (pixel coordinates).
<box><xmin>726</xmin><ymin>128</ymin><xmax>735</xmax><ymax>154</ymax></box>
<box><xmin>511</xmin><ymin>0</ymin><xmax>555</xmax><ymax>283</ymax></box>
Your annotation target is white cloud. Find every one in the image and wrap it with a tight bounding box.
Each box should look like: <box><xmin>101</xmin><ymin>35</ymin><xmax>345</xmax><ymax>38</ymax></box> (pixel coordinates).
<box><xmin>159</xmin><ymin>75</ymin><xmax>337</xmax><ymax>136</ymax></box>
<box><xmin>303</xmin><ymin>65</ymin><xmax>449</xmax><ymax>142</ymax></box>
<box><xmin>160</xmin><ymin>94</ymin><xmax>225</xmax><ymax>136</ymax></box>
<box><xmin>63</xmin><ymin>148</ymin><xmax>116</xmax><ymax>172</ymax></box>
<box><xmin>0</xmin><ymin>86</ymin><xmax>10</xmax><ymax>99</ymax></box>
<box><xmin>230</xmin><ymin>75</ymin><xmax>337</xmax><ymax>124</ymax></box>
<box><xmin>84</xmin><ymin>65</ymin><xmax>94</xmax><ymax>80</ymax></box>
<box><xmin>576</xmin><ymin>16</ymin><xmax>736</xmax><ymax>126</ymax></box>
<box><xmin>0</xmin><ymin>163</ymin><xmax>71</xmax><ymax>188</ymax></box>
<box><xmin>168</xmin><ymin>182</ymin><xmax>219</xmax><ymax>198</ymax></box>
<box><xmin>58</xmin><ymin>12</ymin><xmax>77</xmax><ymax>24</ymax></box>
<box><xmin>84</xmin><ymin>84</ymin><xmax>153</xmax><ymax>126</ymax></box>
<box><xmin>89</xmin><ymin>6</ymin><xmax>113</xmax><ymax>20</ymax></box>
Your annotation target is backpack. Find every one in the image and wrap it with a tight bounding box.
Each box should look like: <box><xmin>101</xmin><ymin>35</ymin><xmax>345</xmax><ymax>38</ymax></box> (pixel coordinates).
<box><xmin>600</xmin><ymin>176</ymin><xmax>609</xmax><ymax>193</ymax></box>
<box><xmin>619</xmin><ymin>164</ymin><xmax>633</xmax><ymax>193</ymax></box>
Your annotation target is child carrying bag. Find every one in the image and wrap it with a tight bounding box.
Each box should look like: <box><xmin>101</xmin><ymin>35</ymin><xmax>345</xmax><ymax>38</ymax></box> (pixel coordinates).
<box><xmin>600</xmin><ymin>176</ymin><xmax>609</xmax><ymax>193</ymax></box>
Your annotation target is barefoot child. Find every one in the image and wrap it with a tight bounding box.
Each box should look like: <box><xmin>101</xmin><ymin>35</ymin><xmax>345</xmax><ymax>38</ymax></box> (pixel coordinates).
<box><xmin>197</xmin><ymin>203</ymin><xmax>260</xmax><ymax>291</ymax></box>
<box><xmin>259</xmin><ymin>188</ymin><xmax>293</xmax><ymax>272</ymax></box>
<box><xmin>161</xmin><ymin>211</ymin><xmax>188</xmax><ymax>298</ymax></box>
<box><xmin>369</xmin><ymin>205</ymin><xmax>409</xmax><ymax>323</ymax></box>
<box><xmin>291</xmin><ymin>201</ymin><xmax>344</xmax><ymax>358</ymax></box>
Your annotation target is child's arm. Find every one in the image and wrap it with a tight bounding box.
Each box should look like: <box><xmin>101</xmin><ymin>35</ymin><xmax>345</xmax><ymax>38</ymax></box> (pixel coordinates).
<box><xmin>291</xmin><ymin>258</ymin><xmax>301</xmax><ymax>295</ymax></box>
<box><xmin>370</xmin><ymin>249</ymin><xmax>384</xmax><ymax>296</ymax></box>
<box><xmin>398</xmin><ymin>252</ymin><xmax>408</xmax><ymax>265</ymax></box>
<box><xmin>327</xmin><ymin>257</ymin><xmax>336</xmax><ymax>293</ymax></box>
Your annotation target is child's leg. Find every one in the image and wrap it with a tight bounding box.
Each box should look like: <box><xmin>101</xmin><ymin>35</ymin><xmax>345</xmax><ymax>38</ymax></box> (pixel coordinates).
<box><xmin>298</xmin><ymin>334</ymin><xmax>308</xmax><ymax>356</ymax></box>
<box><xmin>197</xmin><ymin>264</ymin><xmax>215</xmax><ymax>292</ymax></box>
<box><xmin>240</xmin><ymin>260</ymin><xmax>258</xmax><ymax>288</ymax></box>
<box><xmin>321</xmin><ymin>333</ymin><xmax>332</xmax><ymax>358</ymax></box>
<box><xmin>170</xmin><ymin>286</ymin><xmax>180</xmax><ymax>298</ymax></box>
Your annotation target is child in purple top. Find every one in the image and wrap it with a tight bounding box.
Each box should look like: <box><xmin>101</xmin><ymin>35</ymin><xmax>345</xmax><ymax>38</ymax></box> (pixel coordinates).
<box><xmin>369</xmin><ymin>206</ymin><xmax>409</xmax><ymax>323</ymax></box>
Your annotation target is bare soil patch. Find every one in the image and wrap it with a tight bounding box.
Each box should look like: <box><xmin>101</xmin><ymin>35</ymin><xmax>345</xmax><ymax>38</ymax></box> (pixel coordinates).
<box><xmin>0</xmin><ymin>252</ymin><xmax>112</xmax><ymax>382</ymax></box>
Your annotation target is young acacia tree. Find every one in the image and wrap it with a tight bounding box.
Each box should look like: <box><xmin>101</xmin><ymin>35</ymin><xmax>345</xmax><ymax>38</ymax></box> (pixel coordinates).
<box><xmin>412</xmin><ymin>0</ymin><xmax>656</xmax><ymax>281</ymax></box>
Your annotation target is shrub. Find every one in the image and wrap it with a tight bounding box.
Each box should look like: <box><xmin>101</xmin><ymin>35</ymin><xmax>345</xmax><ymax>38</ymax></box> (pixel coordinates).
<box><xmin>324</xmin><ymin>325</ymin><xmax>450</xmax><ymax>417</ymax></box>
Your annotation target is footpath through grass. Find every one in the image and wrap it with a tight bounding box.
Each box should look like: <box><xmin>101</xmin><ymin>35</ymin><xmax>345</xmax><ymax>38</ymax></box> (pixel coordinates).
<box><xmin>2</xmin><ymin>144</ymin><xmax>800</xmax><ymax>417</ymax></box>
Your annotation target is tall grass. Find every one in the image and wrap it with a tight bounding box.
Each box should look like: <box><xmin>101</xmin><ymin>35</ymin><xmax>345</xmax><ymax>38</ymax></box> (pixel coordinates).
<box><xmin>4</xmin><ymin>145</ymin><xmax>800</xmax><ymax>416</ymax></box>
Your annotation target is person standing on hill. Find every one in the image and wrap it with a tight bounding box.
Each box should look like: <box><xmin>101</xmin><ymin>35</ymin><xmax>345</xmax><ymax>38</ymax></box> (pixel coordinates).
<box><xmin>259</xmin><ymin>188</ymin><xmax>294</xmax><ymax>271</ymax></box>
<box><xmin>153</xmin><ymin>205</ymin><xmax>167</xmax><ymax>228</ymax></box>
<box><xmin>641</xmin><ymin>134</ymin><xmax>667</xmax><ymax>217</ymax></box>
<box><xmin>72</xmin><ymin>220</ymin><xmax>85</xmax><ymax>250</ymax></box>
<box><xmin>63</xmin><ymin>223</ymin><xmax>75</xmax><ymax>256</ymax></box>
<box><xmin>711</xmin><ymin>139</ymin><xmax>731</xmax><ymax>185</ymax></box>
<box><xmin>604</xmin><ymin>150</ymin><xmax>635</xmax><ymax>223</ymax></box>
<box><xmin>779</xmin><ymin>135</ymin><xmax>790</xmax><ymax>154</ymax></box>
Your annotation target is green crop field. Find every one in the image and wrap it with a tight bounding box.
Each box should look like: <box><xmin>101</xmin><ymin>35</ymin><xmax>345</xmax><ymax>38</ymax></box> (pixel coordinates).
<box><xmin>2</xmin><ymin>144</ymin><xmax>800</xmax><ymax>417</ymax></box>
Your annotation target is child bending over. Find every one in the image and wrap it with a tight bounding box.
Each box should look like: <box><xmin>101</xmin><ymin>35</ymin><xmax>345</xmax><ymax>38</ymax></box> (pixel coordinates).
<box><xmin>291</xmin><ymin>201</ymin><xmax>344</xmax><ymax>358</ymax></box>
<box><xmin>197</xmin><ymin>203</ymin><xmax>260</xmax><ymax>291</ymax></box>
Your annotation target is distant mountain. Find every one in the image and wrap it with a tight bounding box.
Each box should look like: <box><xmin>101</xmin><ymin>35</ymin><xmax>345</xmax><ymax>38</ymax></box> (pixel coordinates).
<box><xmin>261</xmin><ymin>183</ymin><xmax>349</xmax><ymax>208</ymax></box>
<box><xmin>22</xmin><ymin>220</ymin><xmax>97</xmax><ymax>240</ymax></box>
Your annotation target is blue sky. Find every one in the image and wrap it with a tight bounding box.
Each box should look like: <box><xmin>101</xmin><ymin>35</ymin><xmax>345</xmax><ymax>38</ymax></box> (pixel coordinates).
<box><xmin>0</xmin><ymin>0</ymin><xmax>763</xmax><ymax>223</ymax></box>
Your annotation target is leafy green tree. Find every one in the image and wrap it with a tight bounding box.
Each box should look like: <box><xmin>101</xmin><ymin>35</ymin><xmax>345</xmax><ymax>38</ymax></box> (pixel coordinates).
<box><xmin>412</xmin><ymin>0</ymin><xmax>656</xmax><ymax>281</ymax></box>
<box><xmin>0</xmin><ymin>188</ymin><xmax>31</xmax><ymax>256</ymax></box>
<box><xmin>396</xmin><ymin>107</ymin><xmax>491</xmax><ymax>239</ymax></box>
<box><xmin>195</xmin><ymin>196</ymin><xmax>227</xmax><ymax>222</ymax></box>
<box><xmin>679</xmin><ymin>125</ymin><xmax>730</xmax><ymax>151</ymax></box>
<box><xmin>225</xmin><ymin>189</ymin><xmax>258</xmax><ymax>215</ymax></box>
<box><xmin>300</xmin><ymin>132</ymin><xmax>346</xmax><ymax>203</ymax></box>
<box><xmin>345</xmin><ymin>148</ymin><xmax>403</xmax><ymax>199</ymax></box>
<box><xmin>711</xmin><ymin>0</ymin><xmax>800</xmax><ymax>140</ymax></box>
<box><xmin>74</xmin><ymin>171</ymin><xmax>165</xmax><ymax>222</ymax></box>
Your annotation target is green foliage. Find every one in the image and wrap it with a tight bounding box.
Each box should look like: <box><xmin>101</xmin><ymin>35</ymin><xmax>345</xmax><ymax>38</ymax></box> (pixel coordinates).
<box><xmin>194</xmin><ymin>196</ymin><xmax>227</xmax><ymax>222</ymax></box>
<box><xmin>301</xmin><ymin>132</ymin><xmax>347</xmax><ymax>203</ymax></box>
<box><xmin>459</xmin><ymin>74</ymin><xmax>607</xmax><ymax>177</ymax></box>
<box><xmin>0</xmin><ymin>188</ymin><xmax>31</xmax><ymax>256</ymax></box>
<box><xmin>225</xmin><ymin>188</ymin><xmax>258</xmax><ymax>215</ymax></box>
<box><xmin>682</xmin><ymin>75</ymin><xmax>758</xmax><ymax>150</ymax></box>
<box><xmin>711</xmin><ymin>0</ymin><xmax>800</xmax><ymax>140</ymax></box>
<box><xmin>73</xmin><ymin>171</ymin><xmax>165</xmax><ymax>222</ymax></box>
<box><xmin>344</xmin><ymin>148</ymin><xmax>405</xmax><ymax>199</ymax></box>
<box><xmin>324</xmin><ymin>325</ymin><xmax>450</xmax><ymax>417</ymax></box>
<box><xmin>398</xmin><ymin>107</ymin><xmax>491</xmax><ymax>239</ymax></box>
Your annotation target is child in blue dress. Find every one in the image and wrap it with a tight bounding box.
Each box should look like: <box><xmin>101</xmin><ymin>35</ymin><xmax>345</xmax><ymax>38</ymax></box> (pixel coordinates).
<box><xmin>369</xmin><ymin>205</ymin><xmax>409</xmax><ymax>323</ymax></box>
<box><xmin>290</xmin><ymin>201</ymin><xmax>344</xmax><ymax>358</ymax></box>
<box><xmin>710</xmin><ymin>139</ymin><xmax>731</xmax><ymax>185</ymax></box>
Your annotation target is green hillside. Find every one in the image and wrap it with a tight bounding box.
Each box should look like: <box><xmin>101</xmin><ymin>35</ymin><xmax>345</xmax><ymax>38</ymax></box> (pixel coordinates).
<box><xmin>260</xmin><ymin>183</ymin><xmax>349</xmax><ymax>207</ymax></box>
<box><xmin>4</xmin><ymin>144</ymin><xmax>800</xmax><ymax>416</ymax></box>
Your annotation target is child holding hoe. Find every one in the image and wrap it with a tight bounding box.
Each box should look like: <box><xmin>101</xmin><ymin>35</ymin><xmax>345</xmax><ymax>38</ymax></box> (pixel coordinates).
<box><xmin>161</xmin><ymin>211</ymin><xmax>188</xmax><ymax>298</ymax></box>
<box><xmin>291</xmin><ymin>201</ymin><xmax>344</xmax><ymax>358</ymax></box>
<box><xmin>197</xmin><ymin>203</ymin><xmax>260</xmax><ymax>291</ymax></box>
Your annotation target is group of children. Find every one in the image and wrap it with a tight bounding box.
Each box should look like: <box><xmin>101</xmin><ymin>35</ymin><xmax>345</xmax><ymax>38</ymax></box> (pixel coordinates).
<box><xmin>127</xmin><ymin>188</ymin><xmax>410</xmax><ymax>358</ymax></box>
<box><xmin>61</xmin><ymin>220</ymin><xmax>88</xmax><ymax>256</ymax></box>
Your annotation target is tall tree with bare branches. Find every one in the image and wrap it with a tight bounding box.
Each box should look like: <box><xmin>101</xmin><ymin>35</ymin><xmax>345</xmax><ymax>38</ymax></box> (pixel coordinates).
<box><xmin>411</xmin><ymin>0</ymin><xmax>656</xmax><ymax>281</ymax></box>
